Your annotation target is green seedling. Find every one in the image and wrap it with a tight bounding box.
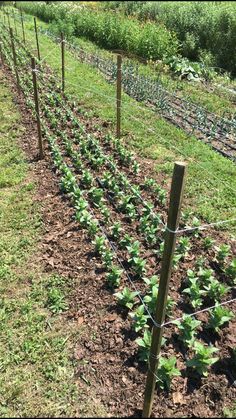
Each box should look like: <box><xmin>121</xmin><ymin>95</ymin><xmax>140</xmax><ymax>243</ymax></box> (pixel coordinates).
<box><xmin>156</xmin><ymin>356</ymin><xmax>181</xmax><ymax>390</ymax></box>
<box><xmin>207</xmin><ymin>305</ymin><xmax>234</xmax><ymax>332</ymax></box>
<box><xmin>173</xmin><ymin>314</ymin><xmax>201</xmax><ymax>347</ymax></box>
<box><xmin>114</xmin><ymin>287</ymin><xmax>139</xmax><ymax>309</ymax></box>
<box><xmin>106</xmin><ymin>265</ymin><xmax>123</xmax><ymax>288</ymax></box>
<box><xmin>186</xmin><ymin>341</ymin><xmax>219</xmax><ymax>377</ymax></box>
<box><xmin>129</xmin><ymin>305</ymin><xmax>149</xmax><ymax>332</ymax></box>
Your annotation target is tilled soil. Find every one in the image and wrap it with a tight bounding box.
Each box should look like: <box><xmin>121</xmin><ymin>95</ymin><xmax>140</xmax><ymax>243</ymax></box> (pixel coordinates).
<box><xmin>1</xmin><ymin>66</ymin><xmax>236</xmax><ymax>418</ymax></box>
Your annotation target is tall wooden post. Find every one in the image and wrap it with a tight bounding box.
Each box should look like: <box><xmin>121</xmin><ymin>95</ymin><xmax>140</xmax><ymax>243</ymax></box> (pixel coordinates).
<box><xmin>0</xmin><ymin>42</ymin><xmax>4</xmax><ymax>65</ymax></box>
<box><xmin>116</xmin><ymin>54</ymin><xmax>122</xmax><ymax>138</ymax></box>
<box><xmin>142</xmin><ymin>161</ymin><xmax>187</xmax><ymax>418</ymax></box>
<box><xmin>13</xmin><ymin>10</ymin><xmax>18</xmax><ymax>36</ymax></box>
<box><xmin>61</xmin><ymin>32</ymin><xmax>65</xmax><ymax>92</ymax></box>
<box><xmin>20</xmin><ymin>10</ymin><xmax>26</xmax><ymax>44</ymax></box>
<box><xmin>34</xmin><ymin>17</ymin><xmax>40</xmax><ymax>61</ymax></box>
<box><xmin>9</xmin><ymin>28</ymin><xmax>20</xmax><ymax>93</ymax></box>
<box><xmin>31</xmin><ymin>57</ymin><xmax>44</xmax><ymax>159</ymax></box>
<box><xmin>7</xmin><ymin>12</ymin><xmax>11</xmax><ymax>32</ymax></box>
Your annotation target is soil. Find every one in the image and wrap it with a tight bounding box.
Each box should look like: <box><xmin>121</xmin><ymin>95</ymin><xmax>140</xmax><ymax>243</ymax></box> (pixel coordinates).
<box><xmin>1</xmin><ymin>54</ymin><xmax>236</xmax><ymax>418</ymax></box>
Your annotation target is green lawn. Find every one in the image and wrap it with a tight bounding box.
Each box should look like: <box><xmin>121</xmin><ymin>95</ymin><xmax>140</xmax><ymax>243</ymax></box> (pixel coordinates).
<box><xmin>0</xmin><ymin>71</ymin><xmax>106</xmax><ymax>418</ymax></box>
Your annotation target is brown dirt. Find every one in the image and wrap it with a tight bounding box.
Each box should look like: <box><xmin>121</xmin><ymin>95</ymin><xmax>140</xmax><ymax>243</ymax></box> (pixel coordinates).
<box><xmin>1</xmin><ymin>64</ymin><xmax>236</xmax><ymax>418</ymax></box>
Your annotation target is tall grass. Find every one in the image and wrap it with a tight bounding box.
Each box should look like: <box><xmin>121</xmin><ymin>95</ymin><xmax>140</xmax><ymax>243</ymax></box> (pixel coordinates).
<box><xmin>16</xmin><ymin>1</ymin><xmax>179</xmax><ymax>61</ymax></box>
<box><xmin>104</xmin><ymin>1</ymin><xmax>236</xmax><ymax>76</ymax></box>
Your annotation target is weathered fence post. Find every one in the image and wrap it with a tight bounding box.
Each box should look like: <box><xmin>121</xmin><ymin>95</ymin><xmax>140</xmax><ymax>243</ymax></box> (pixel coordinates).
<box><xmin>9</xmin><ymin>28</ymin><xmax>20</xmax><ymax>93</ymax></box>
<box><xmin>13</xmin><ymin>9</ymin><xmax>18</xmax><ymax>36</ymax></box>
<box><xmin>142</xmin><ymin>161</ymin><xmax>187</xmax><ymax>418</ymax></box>
<box><xmin>31</xmin><ymin>57</ymin><xmax>44</xmax><ymax>159</ymax></box>
<box><xmin>34</xmin><ymin>17</ymin><xmax>40</xmax><ymax>61</ymax></box>
<box><xmin>7</xmin><ymin>12</ymin><xmax>11</xmax><ymax>32</ymax></box>
<box><xmin>61</xmin><ymin>32</ymin><xmax>65</xmax><ymax>92</ymax></box>
<box><xmin>116</xmin><ymin>54</ymin><xmax>122</xmax><ymax>138</ymax></box>
<box><xmin>20</xmin><ymin>10</ymin><xmax>26</xmax><ymax>44</ymax></box>
<box><xmin>0</xmin><ymin>42</ymin><xmax>4</xmax><ymax>65</ymax></box>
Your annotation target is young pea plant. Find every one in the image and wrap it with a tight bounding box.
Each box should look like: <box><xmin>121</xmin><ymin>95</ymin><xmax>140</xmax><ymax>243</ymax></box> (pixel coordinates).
<box><xmin>173</xmin><ymin>314</ymin><xmax>201</xmax><ymax>347</ymax></box>
<box><xmin>176</xmin><ymin>237</ymin><xmax>191</xmax><ymax>259</ymax></box>
<box><xmin>131</xmin><ymin>257</ymin><xmax>147</xmax><ymax>277</ymax></box>
<box><xmin>144</xmin><ymin>225</ymin><xmax>158</xmax><ymax>247</ymax></box>
<box><xmin>156</xmin><ymin>357</ymin><xmax>181</xmax><ymax>390</ymax></box>
<box><xmin>127</xmin><ymin>241</ymin><xmax>140</xmax><ymax>260</ymax></box>
<box><xmin>187</xmin><ymin>216</ymin><xmax>201</xmax><ymax>238</ymax></box>
<box><xmin>100</xmin><ymin>205</ymin><xmax>110</xmax><ymax>224</ymax></box>
<box><xmin>88</xmin><ymin>187</ymin><xmax>104</xmax><ymax>207</ymax></box>
<box><xmin>186</xmin><ymin>341</ymin><xmax>219</xmax><ymax>377</ymax></box>
<box><xmin>197</xmin><ymin>268</ymin><xmax>215</xmax><ymax>286</ymax></box>
<box><xmin>73</xmin><ymin>156</ymin><xmax>84</xmax><ymax>172</ymax></box>
<box><xmin>75</xmin><ymin>210</ymin><xmax>92</xmax><ymax>228</ymax></box>
<box><xmin>225</xmin><ymin>258</ymin><xmax>236</xmax><ymax>283</ymax></box>
<box><xmin>204</xmin><ymin>278</ymin><xmax>229</xmax><ymax>302</ymax></box>
<box><xmin>132</xmin><ymin>161</ymin><xmax>140</xmax><ymax>175</ymax></box>
<box><xmin>129</xmin><ymin>305</ymin><xmax>150</xmax><ymax>332</ymax></box>
<box><xmin>114</xmin><ymin>287</ymin><xmax>139</xmax><ymax>310</ymax></box>
<box><xmin>136</xmin><ymin>330</ymin><xmax>167</xmax><ymax>362</ymax></box>
<box><xmin>143</xmin><ymin>177</ymin><xmax>156</xmax><ymax>191</ymax></box>
<box><xmin>106</xmin><ymin>265</ymin><xmax>123</xmax><ymax>288</ymax></box>
<box><xmin>207</xmin><ymin>305</ymin><xmax>234</xmax><ymax>333</ymax></box>
<box><xmin>215</xmin><ymin>244</ymin><xmax>231</xmax><ymax>264</ymax></box>
<box><xmin>130</xmin><ymin>185</ymin><xmax>142</xmax><ymax>204</ymax></box>
<box><xmin>203</xmin><ymin>236</ymin><xmax>215</xmax><ymax>250</ymax></box>
<box><xmin>75</xmin><ymin>197</ymin><xmax>88</xmax><ymax>213</ymax></box>
<box><xmin>92</xmin><ymin>235</ymin><xmax>107</xmax><ymax>256</ymax></box>
<box><xmin>87</xmin><ymin>219</ymin><xmax>99</xmax><ymax>238</ymax></box>
<box><xmin>60</xmin><ymin>171</ymin><xmax>77</xmax><ymax>194</ymax></box>
<box><xmin>110</xmin><ymin>222</ymin><xmax>122</xmax><ymax>241</ymax></box>
<box><xmin>154</xmin><ymin>186</ymin><xmax>167</xmax><ymax>206</ymax></box>
<box><xmin>183</xmin><ymin>277</ymin><xmax>205</xmax><ymax>309</ymax></box>
<box><xmin>144</xmin><ymin>275</ymin><xmax>159</xmax><ymax>290</ymax></box>
<box><xmin>135</xmin><ymin>330</ymin><xmax>152</xmax><ymax>362</ymax></box>
<box><xmin>142</xmin><ymin>201</ymin><xmax>154</xmax><ymax>218</ymax></box>
<box><xmin>81</xmin><ymin>169</ymin><xmax>93</xmax><ymax>188</ymax></box>
<box><xmin>102</xmin><ymin>249</ymin><xmax>114</xmax><ymax>269</ymax></box>
<box><xmin>120</xmin><ymin>234</ymin><xmax>133</xmax><ymax>250</ymax></box>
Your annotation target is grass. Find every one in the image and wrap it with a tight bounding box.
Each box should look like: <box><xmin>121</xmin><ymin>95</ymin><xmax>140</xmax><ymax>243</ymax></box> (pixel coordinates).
<box><xmin>3</xmin><ymin>12</ymin><xmax>236</xmax><ymax>229</ymax></box>
<box><xmin>0</xmin><ymin>71</ymin><xmax>107</xmax><ymax>417</ymax></box>
<box><xmin>224</xmin><ymin>404</ymin><xmax>236</xmax><ymax>418</ymax></box>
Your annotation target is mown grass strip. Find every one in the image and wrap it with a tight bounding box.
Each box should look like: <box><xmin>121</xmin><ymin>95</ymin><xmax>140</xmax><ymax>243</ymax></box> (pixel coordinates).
<box><xmin>0</xmin><ymin>71</ymin><xmax>106</xmax><ymax>418</ymax></box>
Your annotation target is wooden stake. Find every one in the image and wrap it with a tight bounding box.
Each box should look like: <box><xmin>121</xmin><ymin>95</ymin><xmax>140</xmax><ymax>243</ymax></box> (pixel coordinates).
<box><xmin>20</xmin><ymin>10</ymin><xmax>26</xmax><ymax>44</ymax></box>
<box><xmin>31</xmin><ymin>57</ymin><xmax>44</xmax><ymax>159</ymax></box>
<box><xmin>61</xmin><ymin>32</ymin><xmax>65</xmax><ymax>92</ymax></box>
<box><xmin>116</xmin><ymin>54</ymin><xmax>122</xmax><ymax>138</ymax></box>
<box><xmin>34</xmin><ymin>17</ymin><xmax>40</xmax><ymax>61</ymax></box>
<box><xmin>13</xmin><ymin>10</ymin><xmax>17</xmax><ymax>36</ymax></box>
<box><xmin>142</xmin><ymin>161</ymin><xmax>187</xmax><ymax>418</ymax></box>
<box><xmin>9</xmin><ymin>28</ymin><xmax>20</xmax><ymax>93</ymax></box>
<box><xmin>0</xmin><ymin>42</ymin><xmax>3</xmax><ymax>65</ymax></box>
<box><xmin>7</xmin><ymin>12</ymin><xmax>11</xmax><ymax>32</ymax></box>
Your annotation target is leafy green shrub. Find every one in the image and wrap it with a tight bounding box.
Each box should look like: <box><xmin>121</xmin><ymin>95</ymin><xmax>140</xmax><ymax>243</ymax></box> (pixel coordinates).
<box><xmin>17</xmin><ymin>1</ymin><xmax>179</xmax><ymax>62</ymax></box>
